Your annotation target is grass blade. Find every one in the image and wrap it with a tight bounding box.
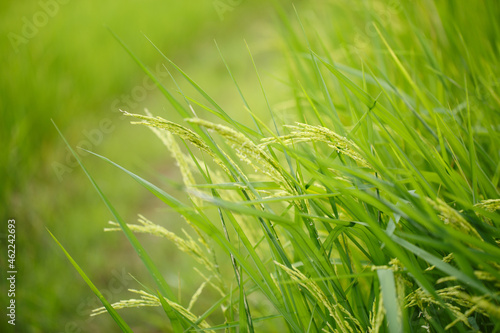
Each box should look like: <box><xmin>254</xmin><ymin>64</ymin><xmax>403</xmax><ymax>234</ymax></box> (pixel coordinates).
<box><xmin>52</xmin><ymin>121</ymin><xmax>184</xmax><ymax>321</ymax></box>
<box><xmin>47</xmin><ymin>229</ymin><xmax>133</xmax><ymax>333</ymax></box>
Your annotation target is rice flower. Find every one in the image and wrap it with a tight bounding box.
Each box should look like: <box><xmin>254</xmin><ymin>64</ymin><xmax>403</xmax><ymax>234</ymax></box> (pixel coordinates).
<box><xmin>91</xmin><ymin>289</ymin><xmax>214</xmax><ymax>331</ymax></box>
<box><xmin>405</xmin><ymin>286</ymin><xmax>468</xmax><ymax>328</ymax></box>
<box><xmin>105</xmin><ymin>215</ymin><xmax>217</xmax><ymax>277</ymax></box>
<box><xmin>187</xmin><ymin>280</ymin><xmax>208</xmax><ymax>311</ymax></box>
<box><xmin>368</xmin><ymin>292</ymin><xmax>385</xmax><ymax>333</ymax></box>
<box><xmin>426</xmin><ymin>198</ymin><xmax>483</xmax><ymax>240</ymax></box>
<box><xmin>260</xmin><ymin>122</ymin><xmax>371</xmax><ymax>169</ymax></box>
<box><xmin>143</xmin><ymin>109</ymin><xmax>196</xmax><ymax>189</ymax></box>
<box><xmin>186</xmin><ymin>118</ymin><xmax>296</xmax><ymax>195</ymax></box>
<box><xmin>474</xmin><ymin>199</ymin><xmax>500</xmax><ymax>212</ymax></box>
<box><xmin>122</xmin><ymin>111</ymin><xmax>231</xmax><ymax>175</ymax></box>
<box><xmin>405</xmin><ymin>285</ymin><xmax>499</xmax><ymax>329</ymax></box>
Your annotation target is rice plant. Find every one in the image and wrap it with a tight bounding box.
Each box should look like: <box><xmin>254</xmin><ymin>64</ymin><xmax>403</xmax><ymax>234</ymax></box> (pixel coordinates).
<box><xmin>52</xmin><ymin>1</ymin><xmax>500</xmax><ymax>332</ymax></box>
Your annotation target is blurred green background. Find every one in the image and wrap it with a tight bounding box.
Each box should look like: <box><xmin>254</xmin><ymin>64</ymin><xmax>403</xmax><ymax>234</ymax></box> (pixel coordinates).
<box><xmin>1</xmin><ymin>1</ymin><xmax>290</xmax><ymax>331</ymax></box>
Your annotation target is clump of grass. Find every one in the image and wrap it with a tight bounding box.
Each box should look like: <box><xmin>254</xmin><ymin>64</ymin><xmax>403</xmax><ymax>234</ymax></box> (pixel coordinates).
<box><xmin>53</xmin><ymin>1</ymin><xmax>500</xmax><ymax>332</ymax></box>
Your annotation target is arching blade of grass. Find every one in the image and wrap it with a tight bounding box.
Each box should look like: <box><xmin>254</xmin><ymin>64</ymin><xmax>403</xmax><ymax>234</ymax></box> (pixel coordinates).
<box><xmin>244</xmin><ymin>40</ymin><xmax>298</xmax><ymax>179</ymax></box>
<box><xmin>183</xmin><ymin>96</ymin><xmax>262</xmax><ymax>138</ymax></box>
<box><xmin>312</xmin><ymin>52</ymin><xmax>375</xmax><ymax>109</ymax></box>
<box><xmin>373</xmin><ymin>24</ymin><xmax>435</xmax><ymax>117</ymax></box>
<box><xmin>293</xmin><ymin>6</ymin><xmax>343</xmax><ymax>135</ymax></box>
<box><xmin>225</xmin><ymin>192</ymin><xmax>345</xmax><ymax>206</ymax></box>
<box><xmin>46</xmin><ymin>229</ymin><xmax>133</xmax><ymax>333</ymax></box>
<box><xmin>144</xmin><ymin>35</ymin><xmax>260</xmax><ymax>138</ymax></box>
<box><xmin>188</xmin><ymin>192</ymin><xmax>296</xmax><ymax>226</ymax></box>
<box><xmin>377</xmin><ymin>269</ymin><xmax>402</xmax><ymax>333</ymax></box>
<box><xmin>215</xmin><ymin>40</ymin><xmax>263</xmax><ymax>136</ymax></box>
<box><xmin>108</xmin><ymin>29</ymin><xmax>190</xmax><ymax>118</ymax></box>
<box><xmin>156</xmin><ymin>290</ymin><xmax>184</xmax><ymax>333</ymax></box>
<box><xmin>52</xmin><ymin>121</ymin><xmax>187</xmax><ymax>329</ymax></box>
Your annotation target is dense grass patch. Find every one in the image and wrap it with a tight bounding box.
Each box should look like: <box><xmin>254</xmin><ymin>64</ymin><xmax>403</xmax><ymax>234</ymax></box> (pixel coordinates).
<box><xmin>55</xmin><ymin>1</ymin><xmax>500</xmax><ymax>332</ymax></box>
